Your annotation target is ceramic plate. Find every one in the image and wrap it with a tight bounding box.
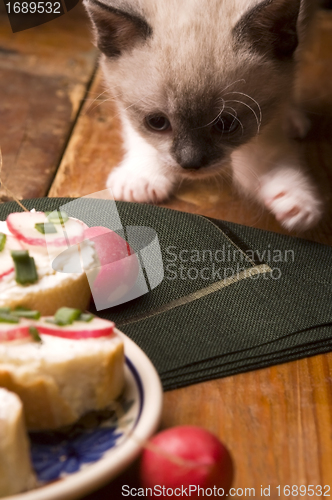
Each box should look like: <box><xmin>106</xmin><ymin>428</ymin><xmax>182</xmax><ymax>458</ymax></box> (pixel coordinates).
<box><xmin>5</xmin><ymin>330</ymin><xmax>163</xmax><ymax>500</ymax></box>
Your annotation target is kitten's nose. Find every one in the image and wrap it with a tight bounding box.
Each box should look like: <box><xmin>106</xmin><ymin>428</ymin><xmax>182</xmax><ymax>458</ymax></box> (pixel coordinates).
<box><xmin>173</xmin><ymin>140</ymin><xmax>211</xmax><ymax>170</ymax></box>
<box><xmin>177</xmin><ymin>150</ymin><xmax>209</xmax><ymax>170</ymax></box>
<box><xmin>180</xmin><ymin>159</ymin><xmax>203</xmax><ymax>170</ymax></box>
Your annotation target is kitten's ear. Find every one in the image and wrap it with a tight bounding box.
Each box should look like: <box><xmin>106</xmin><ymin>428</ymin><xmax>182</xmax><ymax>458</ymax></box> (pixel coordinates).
<box><xmin>83</xmin><ymin>0</ymin><xmax>152</xmax><ymax>58</ymax></box>
<box><xmin>234</xmin><ymin>0</ymin><xmax>302</xmax><ymax>60</ymax></box>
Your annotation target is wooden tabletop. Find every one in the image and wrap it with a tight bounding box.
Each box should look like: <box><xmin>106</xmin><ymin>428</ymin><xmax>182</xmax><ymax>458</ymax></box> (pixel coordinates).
<box><xmin>1</xmin><ymin>5</ymin><xmax>332</xmax><ymax>498</ymax></box>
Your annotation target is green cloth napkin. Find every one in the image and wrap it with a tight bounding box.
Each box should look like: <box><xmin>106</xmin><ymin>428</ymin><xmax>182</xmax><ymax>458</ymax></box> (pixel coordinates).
<box><xmin>1</xmin><ymin>198</ymin><xmax>331</xmax><ymax>390</ymax></box>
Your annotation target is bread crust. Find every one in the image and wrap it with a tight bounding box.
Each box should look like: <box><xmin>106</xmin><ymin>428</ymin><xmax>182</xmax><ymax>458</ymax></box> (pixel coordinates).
<box><xmin>0</xmin><ymin>389</ymin><xmax>36</xmax><ymax>496</ymax></box>
<box><xmin>0</xmin><ymin>338</ymin><xmax>125</xmax><ymax>430</ymax></box>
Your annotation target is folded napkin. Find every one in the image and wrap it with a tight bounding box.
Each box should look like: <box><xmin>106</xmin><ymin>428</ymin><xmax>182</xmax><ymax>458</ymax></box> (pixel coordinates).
<box><xmin>1</xmin><ymin>198</ymin><xmax>331</xmax><ymax>390</ymax></box>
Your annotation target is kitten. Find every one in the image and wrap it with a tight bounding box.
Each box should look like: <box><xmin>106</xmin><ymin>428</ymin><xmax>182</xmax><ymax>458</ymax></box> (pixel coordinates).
<box><xmin>84</xmin><ymin>0</ymin><xmax>323</xmax><ymax>230</ymax></box>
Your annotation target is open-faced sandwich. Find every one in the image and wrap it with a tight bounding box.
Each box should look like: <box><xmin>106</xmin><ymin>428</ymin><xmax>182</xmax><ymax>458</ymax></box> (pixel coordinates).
<box><xmin>0</xmin><ymin>210</ymin><xmax>140</xmax><ymax>314</ymax></box>
<box><xmin>0</xmin><ymin>308</ymin><xmax>125</xmax><ymax>430</ymax></box>
<box><xmin>0</xmin><ymin>210</ymin><xmax>96</xmax><ymax>315</ymax></box>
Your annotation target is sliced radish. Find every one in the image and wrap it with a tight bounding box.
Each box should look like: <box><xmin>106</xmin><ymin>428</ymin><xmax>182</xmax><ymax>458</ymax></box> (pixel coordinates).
<box><xmin>83</xmin><ymin>226</ymin><xmax>139</xmax><ymax>308</ymax></box>
<box><xmin>0</xmin><ymin>321</ymin><xmax>31</xmax><ymax>342</ymax></box>
<box><xmin>6</xmin><ymin>212</ymin><xmax>85</xmax><ymax>248</ymax></box>
<box><xmin>4</xmin><ymin>234</ymin><xmax>24</xmax><ymax>251</ymax></box>
<box><xmin>0</xmin><ymin>251</ymin><xmax>15</xmax><ymax>279</ymax></box>
<box><xmin>36</xmin><ymin>316</ymin><xmax>115</xmax><ymax>339</ymax></box>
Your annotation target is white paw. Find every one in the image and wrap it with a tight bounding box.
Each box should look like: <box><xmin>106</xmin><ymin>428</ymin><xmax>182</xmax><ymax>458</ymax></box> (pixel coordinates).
<box><xmin>259</xmin><ymin>170</ymin><xmax>323</xmax><ymax>230</ymax></box>
<box><xmin>107</xmin><ymin>166</ymin><xmax>176</xmax><ymax>203</ymax></box>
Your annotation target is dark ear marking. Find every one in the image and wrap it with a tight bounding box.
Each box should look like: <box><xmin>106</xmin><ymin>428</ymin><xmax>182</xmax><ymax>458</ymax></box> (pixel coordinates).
<box><xmin>233</xmin><ymin>0</ymin><xmax>302</xmax><ymax>60</ymax></box>
<box><xmin>84</xmin><ymin>0</ymin><xmax>152</xmax><ymax>58</ymax></box>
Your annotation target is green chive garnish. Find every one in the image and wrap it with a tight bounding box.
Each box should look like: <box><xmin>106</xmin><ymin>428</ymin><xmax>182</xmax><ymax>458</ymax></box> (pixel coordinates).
<box><xmin>29</xmin><ymin>326</ymin><xmax>42</xmax><ymax>343</ymax></box>
<box><xmin>46</xmin><ymin>210</ymin><xmax>69</xmax><ymax>225</ymax></box>
<box><xmin>78</xmin><ymin>313</ymin><xmax>94</xmax><ymax>322</ymax></box>
<box><xmin>0</xmin><ymin>307</ymin><xmax>11</xmax><ymax>314</ymax></box>
<box><xmin>35</xmin><ymin>222</ymin><xmax>57</xmax><ymax>234</ymax></box>
<box><xmin>12</xmin><ymin>309</ymin><xmax>41</xmax><ymax>320</ymax></box>
<box><xmin>0</xmin><ymin>313</ymin><xmax>20</xmax><ymax>324</ymax></box>
<box><xmin>54</xmin><ymin>307</ymin><xmax>82</xmax><ymax>326</ymax></box>
<box><xmin>0</xmin><ymin>233</ymin><xmax>6</xmax><ymax>252</ymax></box>
<box><xmin>11</xmin><ymin>250</ymin><xmax>38</xmax><ymax>285</ymax></box>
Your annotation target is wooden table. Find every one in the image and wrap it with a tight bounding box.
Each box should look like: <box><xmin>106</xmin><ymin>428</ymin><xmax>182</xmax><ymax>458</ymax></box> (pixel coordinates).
<box><xmin>1</xmin><ymin>5</ymin><xmax>332</xmax><ymax>498</ymax></box>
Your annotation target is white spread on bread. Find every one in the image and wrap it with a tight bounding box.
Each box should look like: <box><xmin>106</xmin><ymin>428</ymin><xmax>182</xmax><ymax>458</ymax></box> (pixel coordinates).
<box><xmin>0</xmin><ymin>219</ymin><xmax>96</xmax><ymax>300</ymax></box>
<box><xmin>0</xmin><ymin>215</ymin><xmax>98</xmax><ymax>314</ymax></box>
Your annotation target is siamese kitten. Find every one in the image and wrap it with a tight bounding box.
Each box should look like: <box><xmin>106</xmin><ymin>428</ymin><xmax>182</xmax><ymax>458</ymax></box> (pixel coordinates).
<box><xmin>84</xmin><ymin>0</ymin><xmax>322</xmax><ymax>230</ymax></box>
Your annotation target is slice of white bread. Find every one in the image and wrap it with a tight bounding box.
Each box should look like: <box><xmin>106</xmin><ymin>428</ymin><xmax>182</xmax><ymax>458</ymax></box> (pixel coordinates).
<box><xmin>0</xmin><ymin>216</ymin><xmax>98</xmax><ymax>316</ymax></box>
<box><xmin>0</xmin><ymin>272</ymin><xmax>92</xmax><ymax>316</ymax></box>
<box><xmin>0</xmin><ymin>333</ymin><xmax>125</xmax><ymax>430</ymax></box>
<box><xmin>0</xmin><ymin>388</ymin><xmax>36</xmax><ymax>497</ymax></box>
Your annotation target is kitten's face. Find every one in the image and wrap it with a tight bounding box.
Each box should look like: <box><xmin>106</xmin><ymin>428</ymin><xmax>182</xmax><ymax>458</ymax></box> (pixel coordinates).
<box><xmin>85</xmin><ymin>0</ymin><xmax>301</xmax><ymax>178</ymax></box>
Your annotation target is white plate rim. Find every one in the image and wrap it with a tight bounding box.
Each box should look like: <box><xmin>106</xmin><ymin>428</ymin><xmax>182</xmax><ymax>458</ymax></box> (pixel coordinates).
<box><xmin>5</xmin><ymin>330</ymin><xmax>163</xmax><ymax>500</ymax></box>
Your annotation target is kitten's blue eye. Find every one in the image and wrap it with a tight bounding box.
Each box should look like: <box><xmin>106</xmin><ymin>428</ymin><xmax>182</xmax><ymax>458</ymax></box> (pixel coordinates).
<box><xmin>145</xmin><ymin>114</ymin><xmax>171</xmax><ymax>132</ymax></box>
<box><xmin>213</xmin><ymin>116</ymin><xmax>239</xmax><ymax>134</ymax></box>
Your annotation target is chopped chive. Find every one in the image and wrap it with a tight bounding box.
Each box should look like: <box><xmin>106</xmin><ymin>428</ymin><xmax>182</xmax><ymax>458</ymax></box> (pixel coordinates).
<box><xmin>46</xmin><ymin>210</ymin><xmax>69</xmax><ymax>225</ymax></box>
<box><xmin>54</xmin><ymin>307</ymin><xmax>82</xmax><ymax>326</ymax></box>
<box><xmin>29</xmin><ymin>326</ymin><xmax>42</xmax><ymax>343</ymax></box>
<box><xmin>11</xmin><ymin>251</ymin><xmax>38</xmax><ymax>285</ymax></box>
<box><xmin>10</xmin><ymin>250</ymin><xmax>28</xmax><ymax>259</ymax></box>
<box><xmin>77</xmin><ymin>313</ymin><xmax>94</xmax><ymax>322</ymax></box>
<box><xmin>12</xmin><ymin>309</ymin><xmax>41</xmax><ymax>320</ymax></box>
<box><xmin>0</xmin><ymin>307</ymin><xmax>11</xmax><ymax>314</ymax></box>
<box><xmin>0</xmin><ymin>233</ymin><xmax>6</xmax><ymax>252</ymax></box>
<box><xmin>0</xmin><ymin>313</ymin><xmax>20</xmax><ymax>324</ymax></box>
<box><xmin>35</xmin><ymin>222</ymin><xmax>57</xmax><ymax>235</ymax></box>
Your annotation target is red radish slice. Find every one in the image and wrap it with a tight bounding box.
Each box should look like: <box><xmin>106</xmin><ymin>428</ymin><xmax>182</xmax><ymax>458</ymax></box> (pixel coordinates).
<box><xmin>83</xmin><ymin>226</ymin><xmax>139</xmax><ymax>307</ymax></box>
<box><xmin>36</xmin><ymin>316</ymin><xmax>115</xmax><ymax>339</ymax></box>
<box><xmin>4</xmin><ymin>234</ymin><xmax>24</xmax><ymax>250</ymax></box>
<box><xmin>0</xmin><ymin>251</ymin><xmax>15</xmax><ymax>279</ymax></box>
<box><xmin>0</xmin><ymin>321</ymin><xmax>31</xmax><ymax>342</ymax></box>
<box><xmin>6</xmin><ymin>212</ymin><xmax>85</xmax><ymax>248</ymax></box>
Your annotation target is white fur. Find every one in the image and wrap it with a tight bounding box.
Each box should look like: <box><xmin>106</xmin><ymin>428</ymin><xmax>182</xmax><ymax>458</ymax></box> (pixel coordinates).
<box><xmin>231</xmin><ymin>115</ymin><xmax>323</xmax><ymax>230</ymax></box>
<box><xmin>107</xmin><ymin>113</ymin><xmax>179</xmax><ymax>203</ymax></box>
<box><xmin>91</xmin><ymin>0</ymin><xmax>323</xmax><ymax>231</ymax></box>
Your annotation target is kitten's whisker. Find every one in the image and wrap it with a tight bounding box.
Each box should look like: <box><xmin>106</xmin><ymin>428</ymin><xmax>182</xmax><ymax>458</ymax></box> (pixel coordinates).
<box><xmin>191</xmin><ymin>106</ymin><xmax>225</xmax><ymax>130</ymax></box>
<box><xmin>225</xmin><ymin>99</ymin><xmax>261</xmax><ymax>134</ymax></box>
<box><xmin>220</xmin><ymin>79</ymin><xmax>246</xmax><ymax>94</ymax></box>
<box><xmin>224</xmin><ymin>91</ymin><xmax>262</xmax><ymax>128</ymax></box>
<box><xmin>111</xmin><ymin>94</ymin><xmax>155</xmax><ymax>120</ymax></box>
<box><xmin>83</xmin><ymin>89</ymin><xmax>114</xmax><ymax>113</ymax></box>
<box><xmin>85</xmin><ymin>97</ymin><xmax>120</xmax><ymax>115</ymax></box>
<box><xmin>215</xmin><ymin>97</ymin><xmax>226</xmax><ymax>109</ymax></box>
<box><xmin>223</xmin><ymin>109</ymin><xmax>244</xmax><ymax>135</ymax></box>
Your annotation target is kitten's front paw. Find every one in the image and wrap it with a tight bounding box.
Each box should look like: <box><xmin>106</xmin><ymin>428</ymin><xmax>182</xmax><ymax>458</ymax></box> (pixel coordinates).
<box><xmin>259</xmin><ymin>170</ymin><xmax>323</xmax><ymax>230</ymax></box>
<box><xmin>107</xmin><ymin>167</ymin><xmax>175</xmax><ymax>203</ymax></box>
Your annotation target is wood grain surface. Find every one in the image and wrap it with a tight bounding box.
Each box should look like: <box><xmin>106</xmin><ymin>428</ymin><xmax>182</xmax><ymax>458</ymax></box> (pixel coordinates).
<box><xmin>0</xmin><ymin>4</ymin><xmax>97</xmax><ymax>202</ymax></box>
<box><xmin>1</xmin><ymin>5</ymin><xmax>332</xmax><ymax>499</ymax></box>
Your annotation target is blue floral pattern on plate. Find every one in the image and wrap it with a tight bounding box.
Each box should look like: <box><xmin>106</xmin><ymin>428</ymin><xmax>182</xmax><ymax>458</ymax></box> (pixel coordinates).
<box><xmin>29</xmin><ymin>357</ymin><xmax>142</xmax><ymax>484</ymax></box>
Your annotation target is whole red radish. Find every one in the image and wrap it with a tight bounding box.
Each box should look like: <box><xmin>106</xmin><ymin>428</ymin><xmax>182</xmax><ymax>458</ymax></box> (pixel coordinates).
<box><xmin>83</xmin><ymin>226</ymin><xmax>139</xmax><ymax>308</ymax></box>
<box><xmin>140</xmin><ymin>426</ymin><xmax>233</xmax><ymax>497</ymax></box>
